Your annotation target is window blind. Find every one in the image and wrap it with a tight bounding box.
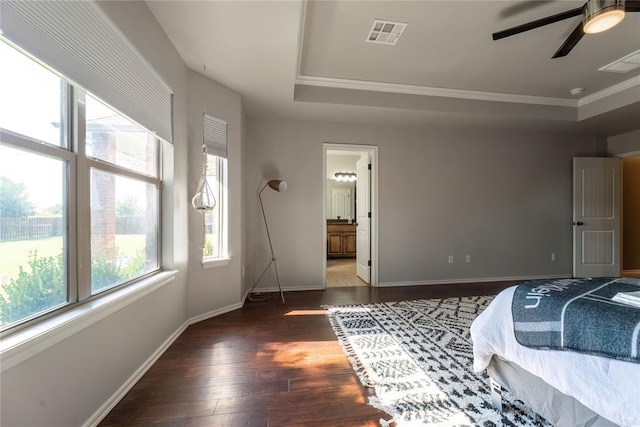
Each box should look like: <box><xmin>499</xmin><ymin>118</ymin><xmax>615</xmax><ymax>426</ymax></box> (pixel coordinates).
<box><xmin>0</xmin><ymin>0</ymin><xmax>173</xmax><ymax>144</ymax></box>
<box><xmin>204</xmin><ymin>114</ymin><xmax>228</xmax><ymax>158</ymax></box>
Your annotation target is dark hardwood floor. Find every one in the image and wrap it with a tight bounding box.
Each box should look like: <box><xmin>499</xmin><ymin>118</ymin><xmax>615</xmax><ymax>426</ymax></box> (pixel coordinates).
<box><xmin>99</xmin><ymin>281</ymin><xmax>516</xmax><ymax>427</ymax></box>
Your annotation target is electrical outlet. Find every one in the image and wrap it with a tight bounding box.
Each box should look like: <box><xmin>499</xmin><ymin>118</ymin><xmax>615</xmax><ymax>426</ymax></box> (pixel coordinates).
<box><xmin>448</xmin><ymin>255</ymin><xmax>454</xmax><ymax>264</ymax></box>
<box><xmin>242</xmin><ymin>266</ymin><xmax>246</xmax><ymax>277</ymax></box>
<box><xmin>466</xmin><ymin>255</ymin><xmax>471</xmax><ymax>263</ymax></box>
<box><xmin>551</xmin><ymin>253</ymin><xmax>556</xmax><ymax>262</ymax></box>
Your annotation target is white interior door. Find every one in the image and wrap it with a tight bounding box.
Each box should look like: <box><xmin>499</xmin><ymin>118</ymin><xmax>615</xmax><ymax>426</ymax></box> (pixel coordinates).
<box><xmin>330</xmin><ymin>188</ymin><xmax>351</xmax><ymax>219</ymax></box>
<box><xmin>356</xmin><ymin>153</ymin><xmax>370</xmax><ymax>283</ymax></box>
<box><xmin>573</xmin><ymin>157</ymin><xmax>621</xmax><ymax>277</ymax></box>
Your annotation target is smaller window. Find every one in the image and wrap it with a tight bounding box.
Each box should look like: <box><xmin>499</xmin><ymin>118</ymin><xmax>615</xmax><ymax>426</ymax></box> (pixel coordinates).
<box><xmin>203</xmin><ymin>155</ymin><xmax>227</xmax><ymax>259</ymax></box>
<box><xmin>202</xmin><ymin>114</ymin><xmax>228</xmax><ymax>262</ymax></box>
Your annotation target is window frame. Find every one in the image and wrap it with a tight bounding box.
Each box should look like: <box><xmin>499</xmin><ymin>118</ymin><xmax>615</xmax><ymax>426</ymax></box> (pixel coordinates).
<box><xmin>0</xmin><ymin>43</ymin><xmax>163</xmax><ymax>334</ymax></box>
<box><xmin>0</xmin><ymin>130</ymin><xmax>77</xmax><ymax>326</ymax></box>
<box><xmin>202</xmin><ymin>153</ymin><xmax>229</xmax><ymax>269</ymax></box>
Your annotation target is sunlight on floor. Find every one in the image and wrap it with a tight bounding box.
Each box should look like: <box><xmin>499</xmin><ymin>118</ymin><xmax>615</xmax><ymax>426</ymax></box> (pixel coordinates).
<box><xmin>285</xmin><ymin>310</ymin><xmax>327</xmax><ymax>316</ymax></box>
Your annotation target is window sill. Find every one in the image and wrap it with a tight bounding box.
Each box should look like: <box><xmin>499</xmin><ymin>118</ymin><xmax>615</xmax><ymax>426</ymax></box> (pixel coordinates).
<box><xmin>0</xmin><ymin>270</ymin><xmax>178</xmax><ymax>373</ymax></box>
<box><xmin>202</xmin><ymin>257</ymin><xmax>231</xmax><ymax>269</ymax></box>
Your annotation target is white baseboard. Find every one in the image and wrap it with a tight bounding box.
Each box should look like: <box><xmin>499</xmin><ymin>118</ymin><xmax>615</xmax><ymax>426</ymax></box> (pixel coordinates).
<box><xmin>188</xmin><ymin>301</ymin><xmax>245</xmax><ymax>325</ymax></box>
<box><xmin>85</xmin><ymin>299</ymin><xmax>249</xmax><ymax>427</ymax></box>
<box><xmin>248</xmin><ymin>285</ymin><xmax>324</xmax><ymax>294</ymax></box>
<box><xmin>378</xmin><ymin>274</ymin><xmax>571</xmax><ymax>288</ymax></box>
<box><xmin>83</xmin><ymin>320</ymin><xmax>189</xmax><ymax>427</ymax></box>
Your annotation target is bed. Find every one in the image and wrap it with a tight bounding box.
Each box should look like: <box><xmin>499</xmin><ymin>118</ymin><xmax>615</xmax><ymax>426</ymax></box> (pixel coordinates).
<box><xmin>471</xmin><ymin>277</ymin><xmax>640</xmax><ymax>427</ymax></box>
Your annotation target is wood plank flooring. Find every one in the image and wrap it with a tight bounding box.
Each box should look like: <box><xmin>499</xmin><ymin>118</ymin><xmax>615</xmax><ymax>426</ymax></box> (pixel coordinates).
<box><xmin>99</xmin><ymin>281</ymin><xmax>517</xmax><ymax>427</ymax></box>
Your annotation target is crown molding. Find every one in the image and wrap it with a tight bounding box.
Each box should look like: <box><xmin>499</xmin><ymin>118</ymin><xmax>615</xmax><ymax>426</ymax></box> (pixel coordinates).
<box><xmin>578</xmin><ymin>75</ymin><xmax>640</xmax><ymax>107</ymax></box>
<box><xmin>295</xmin><ymin>0</ymin><xmax>307</xmax><ymax>80</ymax></box>
<box><xmin>296</xmin><ymin>74</ymin><xmax>640</xmax><ymax>110</ymax></box>
<box><xmin>295</xmin><ymin>74</ymin><xmax>577</xmax><ymax>107</ymax></box>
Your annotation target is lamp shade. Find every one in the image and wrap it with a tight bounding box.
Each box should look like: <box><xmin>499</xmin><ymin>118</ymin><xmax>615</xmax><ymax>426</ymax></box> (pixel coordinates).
<box><xmin>267</xmin><ymin>180</ymin><xmax>287</xmax><ymax>192</ymax></box>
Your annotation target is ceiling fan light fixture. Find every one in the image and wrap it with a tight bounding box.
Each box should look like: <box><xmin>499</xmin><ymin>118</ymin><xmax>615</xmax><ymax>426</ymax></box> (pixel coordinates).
<box><xmin>583</xmin><ymin>0</ymin><xmax>626</xmax><ymax>34</ymax></box>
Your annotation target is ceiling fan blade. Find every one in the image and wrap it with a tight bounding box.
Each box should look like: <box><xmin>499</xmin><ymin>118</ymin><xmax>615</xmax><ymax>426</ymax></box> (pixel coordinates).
<box><xmin>493</xmin><ymin>7</ymin><xmax>583</xmax><ymax>40</ymax></box>
<box><xmin>499</xmin><ymin>1</ymin><xmax>554</xmax><ymax>19</ymax></box>
<box><xmin>552</xmin><ymin>22</ymin><xmax>585</xmax><ymax>58</ymax></box>
<box><xmin>625</xmin><ymin>0</ymin><xmax>640</xmax><ymax>12</ymax></box>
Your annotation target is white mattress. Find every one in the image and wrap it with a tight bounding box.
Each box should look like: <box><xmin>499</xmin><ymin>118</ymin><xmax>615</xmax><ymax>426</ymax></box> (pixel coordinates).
<box><xmin>471</xmin><ymin>286</ymin><xmax>640</xmax><ymax>427</ymax></box>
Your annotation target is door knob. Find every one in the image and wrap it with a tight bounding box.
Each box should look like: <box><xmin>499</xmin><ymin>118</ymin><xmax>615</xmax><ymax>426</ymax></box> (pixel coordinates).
<box><xmin>573</xmin><ymin>221</ymin><xmax>584</xmax><ymax>226</ymax></box>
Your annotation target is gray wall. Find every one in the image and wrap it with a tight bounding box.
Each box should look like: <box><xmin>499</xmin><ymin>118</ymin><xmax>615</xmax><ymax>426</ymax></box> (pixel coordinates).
<box><xmin>0</xmin><ymin>2</ymin><xmax>191</xmax><ymax>425</ymax></box>
<box><xmin>246</xmin><ymin>118</ymin><xmax>600</xmax><ymax>289</ymax></box>
<box><xmin>186</xmin><ymin>70</ymin><xmax>246</xmax><ymax>318</ymax></box>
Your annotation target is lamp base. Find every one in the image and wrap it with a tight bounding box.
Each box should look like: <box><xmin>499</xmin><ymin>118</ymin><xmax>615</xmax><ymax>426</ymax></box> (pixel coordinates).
<box><xmin>247</xmin><ymin>292</ymin><xmax>273</xmax><ymax>302</ymax></box>
<box><xmin>247</xmin><ymin>256</ymin><xmax>285</xmax><ymax>304</ymax></box>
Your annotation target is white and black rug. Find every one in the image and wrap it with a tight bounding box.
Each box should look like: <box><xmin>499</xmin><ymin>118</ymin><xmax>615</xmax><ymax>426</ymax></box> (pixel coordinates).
<box><xmin>325</xmin><ymin>296</ymin><xmax>550</xmax><ymax>427</ymax></box>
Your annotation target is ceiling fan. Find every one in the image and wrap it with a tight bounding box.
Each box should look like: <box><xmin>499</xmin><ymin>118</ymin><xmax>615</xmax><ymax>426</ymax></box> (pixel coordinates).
<box><xmin>492</xmin><ymin>0</ymin><xmax>640</xmax><ymax>58</ymax></box>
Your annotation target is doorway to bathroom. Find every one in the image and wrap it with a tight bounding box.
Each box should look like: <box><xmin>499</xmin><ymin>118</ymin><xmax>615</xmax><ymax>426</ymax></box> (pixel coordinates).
<box><xmin>323</xmin><ymin>144</ymin><xmax>378</xmax><ymax>288</ymax></box>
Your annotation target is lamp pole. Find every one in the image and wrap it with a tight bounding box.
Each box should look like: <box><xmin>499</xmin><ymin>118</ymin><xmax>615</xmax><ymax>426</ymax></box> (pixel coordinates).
<box><xmin>248</xmin><ymin>181</ymin><xmax>286</xmax><ymax>304</ymax></box>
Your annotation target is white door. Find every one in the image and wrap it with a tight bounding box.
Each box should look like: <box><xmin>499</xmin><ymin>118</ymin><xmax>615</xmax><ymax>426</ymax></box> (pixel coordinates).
<box><xmin>356</xmin><ymin>153</ymin><xmax>370</xmax><ymax>283</ymax></box>
<box><xmin>573</xmin><ymin>157</ymin><xmax>621</xmax><ymax>277</ymax></box>
<box><xmin>331</xmin><ymin>188</ymin><xmax>351</xmax><ymax>219</ymax></box>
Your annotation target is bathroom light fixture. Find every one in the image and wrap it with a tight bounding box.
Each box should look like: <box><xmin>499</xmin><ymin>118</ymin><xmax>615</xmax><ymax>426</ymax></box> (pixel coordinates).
<box><xmin>334</xmin><ymin>172</ymin><xmax>357</xmax><ymax>182</ymax></box>
<box><xmin>583</xmin><ymin>0</ymin><xmax>626</xmax><ymax>34</ymax></box>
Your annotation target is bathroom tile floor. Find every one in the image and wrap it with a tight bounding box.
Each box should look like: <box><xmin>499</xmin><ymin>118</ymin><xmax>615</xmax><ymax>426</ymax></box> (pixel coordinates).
<box><xmin>326</xmin><ymin>258</ymin><xmax>368</xmax><ymax>288</ymax></box>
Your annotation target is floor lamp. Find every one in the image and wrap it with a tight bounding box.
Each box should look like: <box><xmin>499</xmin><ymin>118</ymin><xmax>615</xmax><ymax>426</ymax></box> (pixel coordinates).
<box><xmin>248</xmin><ymin>179</ymin><xmax>287</xmax><ymax>304</ymax></box>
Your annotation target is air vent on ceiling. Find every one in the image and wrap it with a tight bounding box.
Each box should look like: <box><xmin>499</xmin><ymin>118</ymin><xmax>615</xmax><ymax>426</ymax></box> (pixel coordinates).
<box><xmin>366</xmin><ymin>19</ymin><xmax>407</xmax><ymax>45</ymax></box>
<box><xmin>599</xmin><ymin>49</ymin><xmax>640</xmax><ymax>73</ymax></box>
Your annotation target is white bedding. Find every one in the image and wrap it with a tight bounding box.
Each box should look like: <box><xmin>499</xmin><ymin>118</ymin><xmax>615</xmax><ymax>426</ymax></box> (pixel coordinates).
<box><xmin>471</xmin><ymin>286</ymin><xmax>640</xmax><ymax>427</ymax></box>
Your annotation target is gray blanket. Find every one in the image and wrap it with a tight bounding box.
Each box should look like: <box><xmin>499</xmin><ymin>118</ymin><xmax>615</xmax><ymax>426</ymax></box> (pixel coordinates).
<box><xmin>512</xmin><ymin>277</ymin><xmax>640</xmax><ymax>363</ymax></box>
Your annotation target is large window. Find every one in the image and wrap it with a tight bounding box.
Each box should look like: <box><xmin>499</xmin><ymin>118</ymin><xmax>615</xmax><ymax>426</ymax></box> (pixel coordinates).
<box><xmin>0</xmin><ymin>41</ymin><xmax>161</xmax><ymax>331</ymax></box>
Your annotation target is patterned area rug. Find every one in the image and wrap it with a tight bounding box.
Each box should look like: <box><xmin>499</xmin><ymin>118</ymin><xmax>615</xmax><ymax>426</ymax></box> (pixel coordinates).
<box><xmin>325</xmin><ymin>296</ymin><xmax>550</xmax><ymax>427</ymax></box>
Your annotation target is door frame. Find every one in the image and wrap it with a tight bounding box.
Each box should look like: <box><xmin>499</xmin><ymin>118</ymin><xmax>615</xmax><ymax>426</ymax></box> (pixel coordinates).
<box><xmin>322</xmin><ymin>143</ymin><xmax>378</xmax><ymax>288</ymax></box>
<box><xmin>616</xmin><ymin>150</ymin><xmax>640</xmax><ymax>277</ymax></box>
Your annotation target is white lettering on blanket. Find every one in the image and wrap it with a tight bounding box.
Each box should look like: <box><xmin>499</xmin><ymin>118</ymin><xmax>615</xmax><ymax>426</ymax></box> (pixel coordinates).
<box><xmin>524</xmin><ymin>279</ymin><xmax>583</xmax><ymax>309</ymax></box>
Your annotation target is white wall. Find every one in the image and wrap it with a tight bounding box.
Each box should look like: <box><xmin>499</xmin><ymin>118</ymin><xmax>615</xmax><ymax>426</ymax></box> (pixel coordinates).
<box><xmin>246</xmin><ymin>118</ymin><xmax>600</xmax><ymax>289</ymax></box>
<box><xmin>186</xmin><ymin>70</ymin><xmax>246</xmax><ymax>317</ymax></box>
<box><xmin>0</xmin><ymin>2</ymin><xmax>190</xmax><ymax>425</ymax></box>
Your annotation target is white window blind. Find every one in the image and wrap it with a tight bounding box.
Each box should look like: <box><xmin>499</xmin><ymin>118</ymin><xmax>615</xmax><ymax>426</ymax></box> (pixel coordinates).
<box><xmin>204</xmin><ymin>114</ymin><xmax>228</xmax><ymax>158</ymax></box>
<box><xmin>0</xmin><ymin>0</ymin><xmax>173</xmax><ymax>144</ymax></box>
